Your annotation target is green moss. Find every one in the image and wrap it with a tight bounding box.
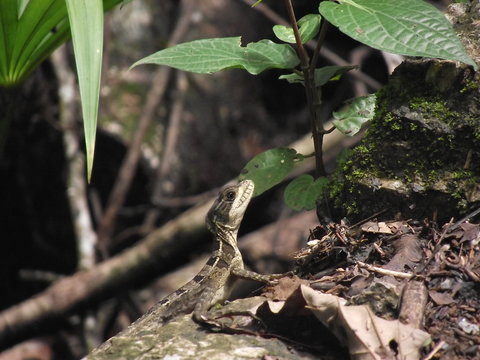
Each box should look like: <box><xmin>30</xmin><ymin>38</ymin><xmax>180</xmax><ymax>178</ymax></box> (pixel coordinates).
<box><xmin>409</xmin><ymin>97</ymin><xmax>463</xmax><ymax>129</ymax></box>
<box><xmin>323</xmin><ymin>62</ymin><xmax>480</xmax><ymax>222</ymax></box>
<box><xmin>460</xmin><ymin>78</ymin><xmax>480</xmax><ymax>93</ymax></box>
<box><xmin>451</xmin><ymin>169</ymin><xmax>473</xmax><ymax>180</ymax></box>
<box><xmin>383</xmin><ymin>112</ymin><xmax>395</xmax><ymax>123</ymax></box>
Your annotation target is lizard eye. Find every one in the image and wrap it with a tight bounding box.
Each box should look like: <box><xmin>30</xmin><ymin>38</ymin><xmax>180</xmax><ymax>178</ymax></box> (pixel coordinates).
<box><xmin>224</xmin><ymin>190</ymin><xmax>236</xmax><ymax>201</ymax></box>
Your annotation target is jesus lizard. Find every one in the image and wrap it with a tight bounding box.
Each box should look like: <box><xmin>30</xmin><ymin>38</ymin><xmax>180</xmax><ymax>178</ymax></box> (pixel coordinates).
<box><xmin>154</xmin><ymin>179</ymin><xmax>281</xmax><ymax>326</ymax></box>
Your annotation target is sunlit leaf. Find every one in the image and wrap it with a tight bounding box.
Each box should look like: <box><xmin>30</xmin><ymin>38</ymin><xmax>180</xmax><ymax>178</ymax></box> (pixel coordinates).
<box><xmin>66</xmin><ymin>0</ymin><xmax>103</xmax><ymax>180</ymax></box>
<box><xmin>239</xmin><ymin>148</ymin><xmax>301</xmax><ymax>196</ymax></box>
<box><xmin>131</xmin><ymin>37</ymin><xmax>299</xmax><ymax>75</ymax></box>
<box><xmin>333</xmin><ymin>94</ymin><xmax>377</xmax><ymax>136</ymax></box>
<box><xmin>319</xmin><ymin>0</ymin><xmax>477</xmax><ymax>69</ymax></box>
<box><xmin>284</xmin><ymin>175</ymin><xmax>328</xmax><ymax>211</ymax></box>
<box><xmin>273</xmin><ymin>14</ymin><xmax>321</xmax><ymax>44</ymax></box>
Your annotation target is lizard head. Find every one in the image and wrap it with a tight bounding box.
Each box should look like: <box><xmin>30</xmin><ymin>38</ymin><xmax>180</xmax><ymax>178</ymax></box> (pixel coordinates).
<box><xmin>206</xmin><ymin>180</ymin><xmax>255</xmax><ymax>234</ymax></box>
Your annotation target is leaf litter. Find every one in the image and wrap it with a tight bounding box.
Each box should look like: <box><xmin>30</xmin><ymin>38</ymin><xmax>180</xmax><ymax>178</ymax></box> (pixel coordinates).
<box><xmin>221</xmin><ymin>216</ymin><xmax>480</xmax><ymax>359</ymax></box>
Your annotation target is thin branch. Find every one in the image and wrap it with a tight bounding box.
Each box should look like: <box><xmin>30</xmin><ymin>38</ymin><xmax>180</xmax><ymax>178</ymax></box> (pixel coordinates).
<box><xmin>0</xmin><ymin>197</ymin><xmax>213</xmax><ymax>348</ymax></box>
<box><xmin>283</xmin><ymin>0</ymin><xmax>309</xmax><ymax>69</ymax></box>
<box><xmin>422</xmin><ymin>341</ymin><xmax>446</xmax><ymax>360</ymax></box>
<box><xmin>356</xmin><ymin>261</ymin><xmax>414</xmax><ymax>279</ymax></box>
<box><xmin>143</xmin><ymin>71</ymin><xmax>189</xmax><ymax>228</ymax></box>
<box><xmin>96</xmin><ymin>0</ymin><xmax>195</xmax><ymax>255</ymax></box>
<box><xmin>309</xmin><ymin>19</ymin><xmax>329</xmax><ymax>75</ymax></box>
<box><xmin>52</xmin><ymin>46</ymin><xmax>96</xmax><ymax>270</ymax></box>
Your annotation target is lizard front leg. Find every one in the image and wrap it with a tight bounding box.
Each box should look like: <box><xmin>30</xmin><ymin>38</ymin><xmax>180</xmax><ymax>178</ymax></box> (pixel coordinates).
<box><xmin>231</xmin><ymin>267</ymin><xmax>286</xmax><ymax>283</ymax></box>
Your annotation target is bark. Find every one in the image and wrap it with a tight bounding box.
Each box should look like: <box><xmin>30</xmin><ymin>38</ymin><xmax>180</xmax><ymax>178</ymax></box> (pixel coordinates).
<box><xmin>86</xmin><ymin>297</ymin><xmax>318</xmax><ymax>360</ymax></box>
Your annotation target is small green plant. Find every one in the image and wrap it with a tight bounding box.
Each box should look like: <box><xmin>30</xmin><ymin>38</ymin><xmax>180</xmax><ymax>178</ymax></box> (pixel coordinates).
<box><xmin>132</xmin><ymin>0</ymin><xmax>477</xmax><ymax>211</ymax></box>
<box><xmin>0</xmin><ymin>0</ymin><xmax>123</xmax><ymax>180</ymax></box>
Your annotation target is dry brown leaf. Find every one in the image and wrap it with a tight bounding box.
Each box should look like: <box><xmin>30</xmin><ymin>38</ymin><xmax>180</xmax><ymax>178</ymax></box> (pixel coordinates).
<box><xmin>460</xmin><ymin>223</ymin><xmax>480</xmax><ymax>245</ymax></box>
<box><xmin>361</xmin><ymin>221</ymin><xmax>393</xmax><ymax>234</ymax></box>
<box><xmin>301</xmin><ymin>285</ymin><xmax>430</xmax><ymax>360</ymax></box>
<box><xmin>384</xmin><ymin>234</ymin><xmax>422</xmax><ymax>272</ymax></box>
<box><xmin>263</xmin><ymin>276</ymin><xmax>310</xmax><ymax>301</ymax></box>
<box><xmin>428</xmin><ymin>290</ymin><xmax>455</xmax><ymax>305</ymax></box>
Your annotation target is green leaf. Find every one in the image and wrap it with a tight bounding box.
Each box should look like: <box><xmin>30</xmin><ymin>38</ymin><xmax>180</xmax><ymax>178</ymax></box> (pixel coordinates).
<box><xmin>333</xmin><ymin>94</ymin><xmax>377</xmax><ymax>136</ymax></box>
<box><xmin>273</xmin><ymin>14</ymin><xmax>321</xmax><ymax>44</ymax></box>
<box><xmin>0</xmin><ymin>0</ymin><xmax>120</xmax><ymax>87</ymax></box>
<box><xmin>66</xmin><ymin>0</ymin><xmax>104</xmax><ymax>180</ymax></box>
<box><xmin>319</xmin><ymin>0</ymin><xmax>477</xmax><ymax>69</ymax></box>
<box><xmin>313</xmin><ymin>65</ymin><xmax>357</xmax><ymax>86</ymax></box>
<box><xmin>284</xmin><ymin>175</ymin><xmax>329</xmax><ymax>211</ymax></box>
<box><xmin>0</xmin><ymin>0</ymin><xmax>70</xmax><ymax>86</ymax></box>
<box><xmin>131</xmin><ymin>37</ymin><xmax>299</xmax><ymax>75</ymax></box>
<box><xmin>279</xmin><ymin>65</ymin><xmax>357</xmax><ymax>85</ymax></box>
<box><xmin>239</xmin><ymin>148</ymin><xmax>300</xmax><ymax>196</ymax></box>
<box><xmin>279</xmin><ymin>72</ymin><xmax>303</xmax><ymax>84</ymax></box>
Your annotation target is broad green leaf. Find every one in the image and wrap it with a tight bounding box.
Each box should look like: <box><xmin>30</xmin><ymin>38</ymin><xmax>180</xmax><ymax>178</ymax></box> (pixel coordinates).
<box><xmin>332</xmin><ymin>93</ymin><xmax>377</xmax><ymax>136</ymax></box>
<box><xmin>239</xmin><ymin>148</ymin><xmax>300</xmax><ymax>196</ymax></box>
<box><xmin>66</xmin><ymin>0</ymin><xmax>103</xmax><ymax>180</ymax></box>
<box><xmin>284</xmin><ymin>175</ymin><xmax>329</xmax><ymax>211</ymax></box>
<box><xmin>319</xmin><ymin>0</ymin><xmax>477</xmax><ymax>69</ymax></box>
<box><xmin>279</xmin><ymin>65</ymin><xmax>357</xmax><ymax>85</ymax></box>
<box><xmin>273</xmin><ymin>14</ymin><xmax>321</xmax><ymax>44</ymax></box>
<box><xmin>131</xmin><ymin>37</ymin><xmax>299</xmax><ymax>75</ymax></box>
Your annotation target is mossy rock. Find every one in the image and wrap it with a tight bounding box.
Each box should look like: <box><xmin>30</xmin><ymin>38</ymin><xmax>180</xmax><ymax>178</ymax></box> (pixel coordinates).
<box><xmin>323</xmin><ymin>58</ymin><xmax>480</xmax><ymax>223</ymax></box>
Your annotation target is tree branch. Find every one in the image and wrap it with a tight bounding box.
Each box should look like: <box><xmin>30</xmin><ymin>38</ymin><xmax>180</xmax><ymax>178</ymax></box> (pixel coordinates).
<box><xmin>52</xmin><ymin>46</ymin><xmax>96</xmax><ymax>270</ymax></box>
<box><xmin>96</xmin><ymin>0</ymin><xmax>195</xmax><ymax>255</ymax></box>
<box><xmin>0</xmin><ymin>198</ymin><xmax>212</xmax><ymax>348</ymax></box>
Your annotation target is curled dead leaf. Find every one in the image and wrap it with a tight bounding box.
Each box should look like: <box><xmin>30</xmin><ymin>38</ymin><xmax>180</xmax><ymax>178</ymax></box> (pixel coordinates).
<box><xmin>301</xmin><ymin>285</ymin><xmax>430</xmax><ymax>360</ymax></box>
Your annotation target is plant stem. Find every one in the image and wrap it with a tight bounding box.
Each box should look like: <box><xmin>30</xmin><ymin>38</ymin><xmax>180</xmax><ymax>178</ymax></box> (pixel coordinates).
<box><xmin>310</xmin><ymin>19</ymin><xmax>329</xmax><ymax>74</ymax></box>
<box><xmin>284</xmin><ymin>0</ymin><xmax>326</xmax><ymax>177</ymax></box>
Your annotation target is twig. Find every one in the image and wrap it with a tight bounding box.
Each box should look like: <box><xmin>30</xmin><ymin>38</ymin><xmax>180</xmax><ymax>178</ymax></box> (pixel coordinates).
<box><xmin>96</xmin><ymin>0</ymin><xmax>195</xmax><ymax>256</ymax></box>
<box><xmin>422</xmin><ymin>340</ymin><xmax>446</xmax><ymax>360</ymax></box>
<box><xmin>153</xmin><ymin>188</ymin><xmax>219</xmax><ymax>208</ymax></box>
<box><xmin>52</xmin><ymin>46</ymin><xmax>96</xmax><ymax>270</ymax></box>
<box><xmin>416</xmin><ymin>218</ymin><xmax>454</xmax><ymax>274</ymax></box>
<box><xmin>143</xmin><ymin>71</ymin><xmax>189</xmax><ymax>228</ymax></box>
<box><xmin>309</xmin><ymin>18</ymin><xmax>329</xmax><ymax>74</ymax></box>
<box><xmin>448</xmin><ymin>206</ymin><xmax>480</xmax><ymax>233</ymax></box>
<box><xmin>356</xmin><ymin>261</ymin><xmax>414</xmax><ymax>279</ymax></box>
<box><xmin>348</xmin><ymin>209</ymin><xmax>387</xmax><ymax>229</ymax></box>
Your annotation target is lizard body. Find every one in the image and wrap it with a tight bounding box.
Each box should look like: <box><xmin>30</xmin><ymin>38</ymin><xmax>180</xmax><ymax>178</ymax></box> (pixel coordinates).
<box><xmin>154</xmin><ymin>180</ymin><xmax>275</xmax><ymax>325</ymax></box>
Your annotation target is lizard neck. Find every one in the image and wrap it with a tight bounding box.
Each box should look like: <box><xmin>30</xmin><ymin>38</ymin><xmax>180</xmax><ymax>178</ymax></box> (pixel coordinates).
<box><xmin>212</xmin><ymin>226</ymin><xmax>241</xmax><ymax>262</ymax></box>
